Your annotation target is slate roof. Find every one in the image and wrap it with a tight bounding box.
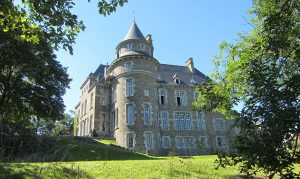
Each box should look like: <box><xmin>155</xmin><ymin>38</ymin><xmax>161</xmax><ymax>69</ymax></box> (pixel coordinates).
<box><xmin>158</xmin><ymin>64</ymin><xmax>207</xmax><ymax>85</ymax></box>
<box><xmin>124</xmin><ymin>22</ymin><xmax>145</xmax><ymax>40</ymax></box>
<box><xmin>91</xmin><ymin>64</ymin><xmax>106</xmax><ymax>77</ymax></box>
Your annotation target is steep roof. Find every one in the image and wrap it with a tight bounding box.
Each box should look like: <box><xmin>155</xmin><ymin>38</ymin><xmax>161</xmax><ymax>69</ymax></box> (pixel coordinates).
<box><xmin>91</xmin><ymin>64</ymin><xmax>106</xmax><ymax>77</ymax></box>
<box><xmin>123</xmin><ymin>22</ymin><xmax>145</xmax><ymax>40</ymax></box>
<box><xmin>158</xmin><ymin>64</ymin><xmax>207</xmax><ymax>85</ymax></box>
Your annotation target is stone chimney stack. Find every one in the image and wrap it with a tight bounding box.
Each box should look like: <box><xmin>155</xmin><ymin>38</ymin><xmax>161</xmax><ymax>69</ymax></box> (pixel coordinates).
<box><xmin>186</xmin><ymin>57</ymin><xmax>194</xmax><ymax>73</ymax></box>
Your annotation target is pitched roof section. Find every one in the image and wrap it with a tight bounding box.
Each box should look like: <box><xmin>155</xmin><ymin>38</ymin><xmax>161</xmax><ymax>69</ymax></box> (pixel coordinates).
<box><xmin>124</xmin><ymin>22</ymin><xmax>145</xmax><ymax>40</ymax></box>
<box><xmin>158</xmin><ymin>64</ymin><xmax>207</xmax><ymax>85</ymax></box>
<box><xmin>91</xmin><ymin>64</ymin><xmax>106</xmax><ymax>77</ymax></box>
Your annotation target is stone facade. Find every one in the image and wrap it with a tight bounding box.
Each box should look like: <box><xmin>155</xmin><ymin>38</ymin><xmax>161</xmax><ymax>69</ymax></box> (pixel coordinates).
<box><xmin>75</xmin><ymin>22</ymin><xmax>238</xmax><ymax>155</ymax></box>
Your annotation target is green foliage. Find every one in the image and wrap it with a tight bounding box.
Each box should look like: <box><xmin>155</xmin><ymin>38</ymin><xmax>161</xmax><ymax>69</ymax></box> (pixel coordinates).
<box><xmin>97</xmin><ymin>0</ymin><xmax>128</xmax><ymax>16</ymax></box>
<box><xmin>195</xmin><ymin>0</ymin><xmax>300</xmax><ymax>177</ymax></box>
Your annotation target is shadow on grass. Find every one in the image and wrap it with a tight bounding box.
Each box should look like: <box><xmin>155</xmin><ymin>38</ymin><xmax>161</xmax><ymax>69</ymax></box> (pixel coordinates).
<box><xmin>1</xmin><ymin>136</ymin><xmax>161</xmax><ymax>163</ymax></box>
<box><xmin>0</xmin><ymin>163</ymin><xmax>91</xmax><ymax>179</ymax></box>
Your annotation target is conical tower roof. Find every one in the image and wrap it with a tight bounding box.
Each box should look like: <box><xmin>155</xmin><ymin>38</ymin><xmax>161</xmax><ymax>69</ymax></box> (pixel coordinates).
<box><xmin>123</xmin><ymin>22</ymin><xmax>145</xmax><ymax>40</ymax></box>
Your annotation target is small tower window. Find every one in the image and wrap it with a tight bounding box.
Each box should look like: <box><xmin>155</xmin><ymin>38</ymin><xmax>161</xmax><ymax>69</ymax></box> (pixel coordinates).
<box><xmin>127</xmin><ymin>43</ymin><xmax>133</xmax><ymax>50</ymax></box>
<box><xmin>140</xmin><ymin>44</ymin><xmax>145</xmax><ymax>51</ymax></box>
<box><xmin>124</xmin><ymin>61</ymin><xmax>133</xmax><ymax>70</ymax></box>
<box><xmin>175</xmin><ymin>79</ymin><xmax>180</xmax><ymax>84</ymax></box>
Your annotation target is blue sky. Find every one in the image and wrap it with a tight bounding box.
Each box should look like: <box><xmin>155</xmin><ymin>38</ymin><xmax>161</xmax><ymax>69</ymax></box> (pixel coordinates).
<box><xmin>57</xmin><ymin>0</ymin><xmax>253</xmax><ymax>113</ymax></box>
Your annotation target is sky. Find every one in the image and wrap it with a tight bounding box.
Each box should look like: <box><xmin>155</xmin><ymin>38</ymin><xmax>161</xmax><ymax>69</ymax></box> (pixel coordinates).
<box><xmin>57</xmin><ymin>0</ymin><xmax>253</xmax><ymax>113</ymax></box>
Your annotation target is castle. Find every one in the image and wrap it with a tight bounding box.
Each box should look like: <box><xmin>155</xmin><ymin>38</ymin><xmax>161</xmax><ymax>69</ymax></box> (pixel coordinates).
<box><xmin>75</xmin><ymin>22</ymin><xmax>238</xmax><ymax>155</ymax></box>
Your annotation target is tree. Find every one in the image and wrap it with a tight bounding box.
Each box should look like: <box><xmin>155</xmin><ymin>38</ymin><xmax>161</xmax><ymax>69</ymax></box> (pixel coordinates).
<box><xmin>195</xmin><ymin>0</ymin><xmax>300</xmax><ymax>177</ymax></box>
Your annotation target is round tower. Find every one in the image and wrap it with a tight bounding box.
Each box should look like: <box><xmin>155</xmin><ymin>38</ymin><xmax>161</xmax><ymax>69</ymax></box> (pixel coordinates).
<box><xmin>106</xmin><ymin>22</ymin><xmax>160</xmax><ymax>154</ymax></box>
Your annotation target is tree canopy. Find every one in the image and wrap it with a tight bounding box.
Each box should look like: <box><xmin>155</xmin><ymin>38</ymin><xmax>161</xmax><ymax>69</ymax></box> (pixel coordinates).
<box><xmin>195</xmin><ymin>0</ymin><xmax>300</xmax><ymax>177</ymax></box>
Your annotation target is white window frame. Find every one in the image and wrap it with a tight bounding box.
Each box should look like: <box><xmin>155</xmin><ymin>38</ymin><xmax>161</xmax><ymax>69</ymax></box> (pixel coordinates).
<box><xmin>143</xmin><ymin>103</ymin><xmax>152</xmax><ymax>125</ymax></box>
<box><xmin>158</xmin><ymin>89</ymin><xmax>167</xmax><ymax>105</ymax></box>
<box><xmin>125</xmin><ymin>132</ymin><xmax>136</xmax><ymax>149</ymax></box>
<box><xmin>112</xmin><ymin>86</ymin><xmax>117</xmax><ymax>103</ymax></box>
<box><xmin>214</xmin><ymin>118</ymin><xmax>226</xmax><ymax>132</ymax></box>
<box><xmin>175</xmin><ymin>91</ymin><xmax>185</xmax><ymax>106</ymax></box>
<box><xmin>125</xmin><ymin>78</ymin><xmax>134</xmax><ymax>97</ymax></box>
<box><xmin>216</xmin><ymin>136</ymin><xmax>228</xmax><ymax>148</ymax></box>
<box><xmin>126</xmin><ymin>103</ymin><xmax>135</xmax><ymax>125</ymax></box>
<box><xmin>161</xmin><ymin>136</ymin><xmax>171</xmax><ymax>149</ymax></box>
<box><xmin>160</xmin><ymin>111</ymin><xmax>169</xmax><ymax>130</ymax></box>
<box><xmin>143</xmin><ymin>131</ymin><xmax>154</xmax><ymax>149</ymax></box>
<box><xmin>198</xmin><ymin>112</ymin><xmax>206</xmax><ymax>131</ymax></box>
<box><xmin>199</xmin><ymin>136</ymin><xmax>209</xmax><ymax>148</ymax></box>
<box><xmin>112</xmin><ymin>108</ymin><xmax>118</xmax><ymax>129</ymax></box>
<box><xmin>174</xmin><ymin>112</ymin><xmax>192</xmax><ymax>131</ymax></box>
<box><xmin>175</xmin><ymin>136</ymin><xmax>195</xmax><ymax>149</ymax></box>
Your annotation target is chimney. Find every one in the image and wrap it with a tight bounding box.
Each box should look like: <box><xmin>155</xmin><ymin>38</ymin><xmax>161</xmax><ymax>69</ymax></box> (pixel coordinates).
<box><xmin>186</xmin><ymin>57</ymin><xmax>194</xmax><ymax>73</ymax></box>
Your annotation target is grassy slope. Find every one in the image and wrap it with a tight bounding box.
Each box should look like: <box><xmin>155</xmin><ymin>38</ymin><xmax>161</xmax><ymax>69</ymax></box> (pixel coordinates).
<box><xmin>1</xmin><ymin>138</ymin><xmax>299</xmax><ymax>178</ymax></box>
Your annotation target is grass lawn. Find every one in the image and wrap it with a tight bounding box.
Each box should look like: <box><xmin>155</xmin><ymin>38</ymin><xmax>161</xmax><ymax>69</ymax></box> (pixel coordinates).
<box><xmin>1</xmin><ymin>137</ymin><xmax>298</xmax><ymax>178</ymax></box>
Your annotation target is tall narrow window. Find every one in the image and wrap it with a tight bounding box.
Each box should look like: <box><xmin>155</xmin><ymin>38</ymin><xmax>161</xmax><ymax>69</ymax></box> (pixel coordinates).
<box><xmin>126</xmin><ymin>103</ymin><xmax>135</xmax><ymax>125</ymax></box>
<box><xmin>160</xmin><ymin>111</ymin><xmax>169</xmax><ymax>130</ymax></box>
<box><xmin>112</xmin><ymin>87</ymin><xmax>117</xmax><ymax>103</ymax></box>
<box><xmin>124</xmin><ymin>61</ymin><xmax>133</xmax><ymax>70</ymax></box>
<box><xmin>143</xmin><ymin>103</ymin><xmax>151</xmax><ymax>125</ymax></box>
<box><xmin>216</xmin><ymin>136</ymin><xmax>227</xmax><ymax>148</ymax></box>
<box><xmin>90</xmin><ymin>93</ymin><xmax>94</xmax><ymax>108</ymax></box>
<box><xmin>199</xmin><ymin>136</ymin><xmax>208</xmax><ymax>148</ymax></box>
<box><xmin>84</xmin><ymin>99</ymin><xmax>87</xmax><ymax>114</ymax></box>
<box><xmin>127</xmin><ymin>43</ymin><xmax>133</xmax><ymax>50</ymax></box>
<box><xmin>126</xmin><ymin>132</ymin><xmax>135</xmax><ymax>149</ymax></box>
<box><xmin>140</xmin><ymin>44</ymin><xmax>145</xmax><ymax>51</ymax></box>
<box><xmin>144</xmin><ymin>132</ymin><xmax>153</xmax><ymax>149</ymax></box>
<box><xmin>126</xmin><ymin>78</ymin><xmax>134</xmax><ymax>97</ymax></box>
<box><xmin>198</xmin><ymin>112</ymin><xmax>206</xmax><ymax>131</ymax></box>
<box><xmin>159</xmin><ymin>89</ymin><xmax>166</xmax><ymax>105</ymax></box>
<box><xmin>161</xmin><ymin>136</ymin><xmax>171</xmax><ymax>149</ymax></box>
<box><xmin>176</xmin><ymin>91</ymin><xmax>185</xmax><ymax>106</ymax></box>
<box><xmin>89</xmin><ymin>114</ymin><xmax>93</xmax><ymax>132</ymax></box>
<box><xmin>193</xmin><ymin>91</ymin><xmax>199</xmax><ymax>102</ymax></box>
<box><xmin>214</xmin><ymin>118</ymin><xmax>226</xmax><ymax>132</ymax></box>
<box><xmin>185</xmin><ymin>114</ymin><xmax>192</xmax><ymax>131</ymax></box>
<box><xmin>112</xmin><ymin>109</ymin><xmax>118</xmax><ymax>129</ymax></box>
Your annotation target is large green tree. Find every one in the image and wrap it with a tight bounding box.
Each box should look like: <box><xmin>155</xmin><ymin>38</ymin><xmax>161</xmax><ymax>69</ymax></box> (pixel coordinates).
<box><xmin>195</xmin><ymin>0</ymin><xmax>300</xmax><ymax>177</ymax></box>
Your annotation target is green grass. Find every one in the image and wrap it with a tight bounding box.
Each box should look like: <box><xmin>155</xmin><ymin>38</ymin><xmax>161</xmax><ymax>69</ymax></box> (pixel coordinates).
<box><xmin>1</xmin><ymin>137</ymin><xmax>299</xmax><ymax>178</ymax></box>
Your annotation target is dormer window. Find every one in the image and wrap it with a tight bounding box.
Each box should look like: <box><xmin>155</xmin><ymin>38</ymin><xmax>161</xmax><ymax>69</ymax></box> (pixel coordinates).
<box><xmin>173</xmin><ymin>73</ymin><xmax>180</xmax><ymax>84</ymax></box>
<box><xmin>140</xmin><ymin>44</ymin><xmax>145</xmax><ymax>51</ymax></box>
<box><xmin>127</xmin><ymin>43</ymin><xmax>133</xmax><ymax>50</ymax></box>
<box><xmin>175</xmin><ymin>78</ymin><xmax>180</xmax><ymax>84</ymax></box>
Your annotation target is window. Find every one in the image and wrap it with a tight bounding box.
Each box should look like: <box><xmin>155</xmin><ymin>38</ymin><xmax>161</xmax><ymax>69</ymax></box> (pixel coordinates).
<box><xmin>125</xmin><ymin>78</ymin><xmax>134</xmax><ymax>97</ymax></box>
<box><xmin>198</xmin><ymin>112</ymin><xmax>206</xmax><ymax>131</ymax></box>
<box><xmin>112</xmin><ymin>109</ymin><xmax>118</xmax><ymax>129</ymax></box>
<box><xmin>175</xmin><ymin>78</ymin><xmax>180</xmax><ymax>84</ymax></box>
<box><xmin>127</xmin><ymin>43</ymin><xmax>133</xmax><ymax>50</ymax></box>
<box><xmin>90</xmin><ymin>93</ymin><xmax>94</xmax><ymax>108</ymax></box>
<box><xmin>193</xmin><ymin>91</ymin><xmax>199</xmax><ymax>102</ymax></box>
<box><xmin>125</xmin><ymin>132</ymin><xmax>135</xmax><ymax>149</ymax></box>
<box><xmin>89</xmin><ymin>114</ymin><xmax>93</xmax><ymax>132</ymax></box>
<box><xmin>175</xmin><ymin>136</ymin><xmax>195</xmax><ymax>148</ymax></box>
<box><xmin>199</xmin><ymin>136</ymin><xmax>208</xmax><ymax>148</ymax></box>
<box><xmin>176</xmin><ymin>91</ymin><xmax>185</xmax><ymax>106</ymax></box>
<box><xmin>84</xmin><ymin>99</ymin><xmax>87</xmax><ymax>114</ymax></box>
<box><xmin>161</xmin><ymin>136</ymin><xmax>171</xmax><ymax>149</ymax></box>
<box><xmin>124</xmin><ymin>61</ymin><xmax>133</xmax><ymax>70</ymax></box>
<box><xmin>160</xmin><ymin>111</ymin><xmax>169</xmax><ymax>130</ymax></box>
<box><xmin>140</xmin><ymin>43</ymin><xmax>145</xmax><ymax>51</ymax></box>
<box><xmin>126</xmin><ymin>103</ymin><xmax>135</xmax><ymax>125</ymax></box>
<box><xmin>174</xmin><ymin>112</ymin><xmax>192</xmax><ymax>131</ymax></box>
<box><xmin>144</xmin><ymin>90</ymin><xmax>149</xmax><ymax>97</ymax></box>
<box><xmin>214</xmin><ymin>118</ymin><xmax>226</xmax><ymax>132</ymax></box>
<box><xmin>158</xmin><ymin>89</ymin><xmax>166</xmax><ymax>105</ymax></box>
<box><xmin>144</xmin><ymin>131</ymin><xmax>153</xmax><ymax>149</ymax></box>
<box><xmin>216</xmin><ymin>136</ymin><xmax>227</xmax><ymax>148</ymax></box>
<box><xmin>143</xmin><ymin>103</ymin><xmax>151</xmax><ymax>125</ymax></box>
<box><xmin>112</xmin><ymin>87</ymin><xmax>117</xmax><ymax>103</ymax></box>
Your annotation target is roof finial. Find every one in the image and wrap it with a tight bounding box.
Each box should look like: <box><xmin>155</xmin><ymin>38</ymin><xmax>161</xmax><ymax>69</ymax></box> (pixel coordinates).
<box><xmin>133</xmin><ymin>10</ymin><xmax>136</xmax><ymax>23</ymax></box>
